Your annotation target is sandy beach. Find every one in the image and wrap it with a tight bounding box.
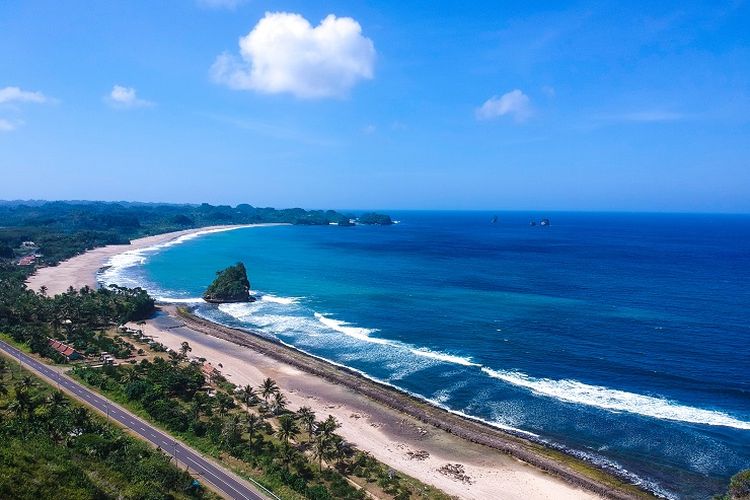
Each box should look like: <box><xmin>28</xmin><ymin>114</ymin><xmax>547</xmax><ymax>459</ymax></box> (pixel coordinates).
<box><xmin>142</xmin><ymin>308</ymin><xmax>618</xmax><ymax>500</ymax></box>
<box><xmin>26</xmin><ymin>227</ymin><xmax>645</xmax><ymax>500</ymax></box>
<box><xmin>25</xmin><ymin>225</ymin><xmax>274</xmax><ymax>296</ymax></box>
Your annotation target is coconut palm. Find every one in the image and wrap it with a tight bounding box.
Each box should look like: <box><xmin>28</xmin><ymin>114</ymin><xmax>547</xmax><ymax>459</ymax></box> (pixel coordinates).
<box><xmin>191</xmin><ymin>392</ymin><xmax>211</xmax><ymax>419</ymax></box>
<box><xmin>296</xmin><ymin>406</ymin><xmax>316</xmax><ymax>443</ymax></box>
<box><xmin>119</xmin><ymin>368</ymin><xmax>140</xmax><ymax>384</ymax></box>
<box><xmin>318</xmin><ymin>414</ymin><xmax>341</xmax><ymax>437</ymax></box>
<box><xmin>311</xmin><ymin>414</ymin><xmax>341</xmax><ymax>471</ymax></box>
<box><xmin>312</xmin><ymin>432</ymin><xmax>329</xmax><ymax>472</ymax></box>
<box><xmin>47</xmin><ymin>390</ymin><xmax>68</xmax><ymax>415</ymax></box>
<box><xmin>71</xmin><ymin>406</ymin><xmax>91</xmax><ymax>434</ymax></box>
<box><xmin>8</xmin><ymin>390</ymin><xmax>34</xmax><ymax>419</ymax></box>
<box><xmin>271</xmin><ymin>391</ymin><xmax>287</xmax><ymax>415</ymax></box>
<box><xmin>16</xmin><ymin>375</ymin><xmax>34</xmax><ymax>392</ymax></box>
<box><xmin>331</xmin><ymin>435</ymin><xmax>352</xmax><ymax>468</ymax></box>
<box><xmin>276</xmin><ymin>414</ymin><xmax>300</xmax><ymax>448</ymax></box>
<box><xmin>239</xmin><ymin>384</ymin><xmax>258</xmax><ymax>407</ymax></box>
<box><xmin>220</xmin><ymin>414</ymin><xmax>242</xmax><ymax>449</ymax></box>
<box><xmin>216</xmin><ymin>392</ymin><xmax>234</xmax><ymax>416</ymax></box>
<box><xmin>260</xmin><ymin>377</ymin><xmax>278</xmax><ymax>403</ymax></box>
<box><xmin>246</xmin><ymin>413</ymin><xmax>262</xmax><ymax>443</ymax></box>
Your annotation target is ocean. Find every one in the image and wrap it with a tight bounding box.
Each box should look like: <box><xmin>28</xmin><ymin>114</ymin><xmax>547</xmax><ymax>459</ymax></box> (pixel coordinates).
<box><xmin>99</xmin><ymin>211</ymin><xmax>750</xmax><ymax>499</ymax></box>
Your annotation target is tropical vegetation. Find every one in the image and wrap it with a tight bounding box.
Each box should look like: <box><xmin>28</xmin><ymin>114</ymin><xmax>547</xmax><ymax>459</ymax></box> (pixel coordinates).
<box><xmin>0</xmin><ymin>357</ymin><xmax>213</xmax><ymax>499</ymax></box>
<box><xmin>71</xmin><ymin>357</ymin><xmax>450</xmax><ymax>500</ymax></box>
<box><xmin>203</xmin><ymin>262</ymin><xmax>252</xmax><ymax>303</ymax></box>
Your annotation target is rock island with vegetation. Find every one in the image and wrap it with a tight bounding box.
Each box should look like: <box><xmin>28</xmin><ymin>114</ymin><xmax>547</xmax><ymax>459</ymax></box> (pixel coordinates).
<box><xmin>203</xmin><ymin>262</ymin><xmax>253</xmax><ymax>303</ymax></box>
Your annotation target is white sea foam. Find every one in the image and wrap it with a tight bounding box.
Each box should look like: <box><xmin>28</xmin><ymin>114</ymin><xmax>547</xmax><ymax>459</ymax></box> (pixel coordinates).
<box><xmin>410</xmin><ymin>347</ymin><xmax>480</xmax><ymax>366</ymax></box>
<box><xmin>217</xmin><ymin>302</ymin><xmax>259</xmax><ymax>322</ymax></box>
<box><xmin>313</xmin><ymin>312</ymin><xmax>393</xmax><ymax>345</ymax></box>
<box><xmin>261</xmin><ymin>294</ymin><xmax>301</xmax><ymax>305</ymax></box>
<box><xmin>481</xmin><ymin>367</ymin><xmax>750</xmax><ymax>430</ymax></box>
<box><xmin>156</xmin><ymin>297</ymin><xmax>205</xmax><ymax>304</ymax></box>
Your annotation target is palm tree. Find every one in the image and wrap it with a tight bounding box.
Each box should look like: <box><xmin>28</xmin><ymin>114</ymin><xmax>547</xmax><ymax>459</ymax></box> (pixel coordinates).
<box><xmin>276</xmin><ymin>414</ymin><xmax>300</xmax><ymax>448</ymax></box>
<box><xmin>312</xmin><ymin>432</ymin><xmax>329</xmax><ymax>472</ymax></box>
<box><xmin>260</xmin><ymin>377</ymin><xmax>278</xmax><ymax>403</ymax></box>
<box><xmin>296</xmin><ymin>406</ymin><xmax>316</xmax><ymax>443</ymax></box>
<box><xmin>271</xmin><ymin>391</ymin><xmax>287</xmax><ymax>415</ymax></box>
<box><xmin>312</xmin><ymin>414</ymin><xmax>341</xmax><ymax>471</ymax></box>
<box><xmin>119</xmin><ymin>368</ymin><xmax>140</xmax><ymax>384</ymax></box>
<box><xmin>47</xmin><ymin>390</ymin><xmax>68</xmax><ymax>415</ymax></box>
<box><xmin>15</xmin><ymin>375</ymin><xmax>34</xmax><ymax>393</ymax></box>
<box><xmin>220</xmin><ymin>414</ymin><xmax>242</xmax><ymax>449</ymax></box>
<box><xmin>216</xmin><ymin>392</ymin><xmax>234</xmax><ymax>416</ymax></box>
<box><xmin>8</xmin><ymin>390</ymin><xmax>34</xmax><ymax>419</ymax></box>
<box><xmin>246</xmin><ymin>413</ymin><xmax>262</xmax><ymax>444</ymax></box>
<box><xmin>179</xmin><ymin>341</ymin><xmax>192</xmax><ymax>358</ymax></box>
<box><xmin>71</xmin><ymin>406</ymin><xmax>91</xmax><ymax>434</ymax></box>
<box><xmin>191</xmin><ymin>392</ymin><xmax>211</xmax><ymax>419</ymax></box>
<box><xmin>239</xmin><ymin>384</ymin><xmax>258</xmax><ymax>407</ymax></box>
<box><xmin>318</xmin><ymin>414</ymin><xmax>341</xmax><ymax>437</ymax></box>
<box><xmin>331</xmin><ymin>435</ymin><xmax>352</xmax><ymax>469</ymax></box>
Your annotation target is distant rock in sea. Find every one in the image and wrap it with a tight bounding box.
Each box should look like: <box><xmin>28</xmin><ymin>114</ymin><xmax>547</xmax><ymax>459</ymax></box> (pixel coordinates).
<box><xmin>540</xmin><ymin>218</ymin><xmax>550</xmax><ymax>226</ymax></box>
<box><xmin>203</xmin><ymin>262</ymin><xmax>254</xmax><ymax>303</ymax></box>
<box><xmin>529</xmin><ymin>221</ymin><xmax>536</xmax><ymax>226</ymax></box>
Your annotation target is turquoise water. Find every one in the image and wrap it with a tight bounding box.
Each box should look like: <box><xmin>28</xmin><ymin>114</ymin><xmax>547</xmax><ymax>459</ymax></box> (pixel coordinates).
<box><xmin>100</xmin><ymin>212</ymin><xmax>750</xmax><ymax>499</ymax></box>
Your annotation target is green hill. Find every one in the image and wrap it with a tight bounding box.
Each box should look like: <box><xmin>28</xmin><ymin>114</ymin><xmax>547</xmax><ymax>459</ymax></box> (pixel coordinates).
<box><xmin>203</xmin><ymin>262</ymin><xmax>252</xmax><ymax>303</ymax></box>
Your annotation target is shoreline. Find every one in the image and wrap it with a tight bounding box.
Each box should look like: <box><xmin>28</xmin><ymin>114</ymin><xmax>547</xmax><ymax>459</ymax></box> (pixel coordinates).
<box><xmin>166</xmin><ymin>306</ymin><xmax>647</xmax><ymax>500</ymax></box>
<box><xmin>25</xmin><ymin>226</ymin><xmax>652</xmax><ymax>500</ymax></box>
<box><xmin>25</xmin><ymin>224</ymin><xmax>280</xmax><ymax>296</ymax></box>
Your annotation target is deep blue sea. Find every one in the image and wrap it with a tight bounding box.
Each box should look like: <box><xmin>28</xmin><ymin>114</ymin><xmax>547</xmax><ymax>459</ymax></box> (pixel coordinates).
<box><xmin>100</xmin><ymin>212</ymin><xmax>750</xmax><ymax>499</ymax></box>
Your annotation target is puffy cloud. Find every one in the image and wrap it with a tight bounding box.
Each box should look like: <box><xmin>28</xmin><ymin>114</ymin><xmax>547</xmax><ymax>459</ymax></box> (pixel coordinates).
<box><xmin>211</xmin><ymin>12</ymin><xmax>376</xmax><ymax>99</ymax></box>
<box><xmin>0</xmin><ymin>118</ymin><xmax>16</xmax><ymax>132</ymax></box>
<box><xmin>476</xmin><ymin>90</ymin><xmax>532</xmax><ymax>122</ymax></box>
<box><xmin>106</xmin><ymin>85</ymin><xmax>153</xmax><ymax>108</ymax></box>
<box><xmin>197</xmin><ymin>0</ymin><xmax>246</xmax><ymax>9</ymax></box>
<box><xmin>0</xmin><ymin>86</ymin><xmax>47</xmax><ymax>104</ymax></box>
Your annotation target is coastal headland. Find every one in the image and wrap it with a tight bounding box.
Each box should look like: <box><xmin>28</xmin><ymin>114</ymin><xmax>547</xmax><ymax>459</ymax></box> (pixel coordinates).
<box><xmin>26</xmin><ymin>226</ymin><xmax>653</xmax><ymax>500</ymax></box>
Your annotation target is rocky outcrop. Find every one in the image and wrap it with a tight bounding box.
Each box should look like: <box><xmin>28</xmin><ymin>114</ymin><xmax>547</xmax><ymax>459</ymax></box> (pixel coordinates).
<box><xmin>203</xmin><ymin>262</ymin><xmax>253</xmax><ymax>303</ymax></box>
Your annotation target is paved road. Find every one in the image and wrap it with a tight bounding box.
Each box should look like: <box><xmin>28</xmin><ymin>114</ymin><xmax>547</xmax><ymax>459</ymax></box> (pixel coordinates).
<box><xmin>0</xmin><ymin>340</ymin><xmax>271</xmax><ymax>500</ymax></box>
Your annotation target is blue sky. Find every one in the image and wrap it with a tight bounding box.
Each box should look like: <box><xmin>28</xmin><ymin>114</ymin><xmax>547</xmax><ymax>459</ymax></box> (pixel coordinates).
<box><xmin>1</xmin><ymin>0</ymin><xmax>748</xmax><ymax>212</ymax></box>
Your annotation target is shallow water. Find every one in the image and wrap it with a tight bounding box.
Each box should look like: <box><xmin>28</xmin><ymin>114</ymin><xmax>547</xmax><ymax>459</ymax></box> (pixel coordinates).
<box><xmin>100</xmin><ymin>211</ymin><xmax>750</xmax><ymax>499</ymax></box>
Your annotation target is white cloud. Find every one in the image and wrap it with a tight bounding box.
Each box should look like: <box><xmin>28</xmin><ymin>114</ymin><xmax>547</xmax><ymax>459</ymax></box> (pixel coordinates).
<box><xmin>0</xmin><ymin>118</ymin><xmax>16</xmax><ymax>132</ymax></box>
<box><xmin>106</xmin><ymin>85</ymin><xmax>153</xmax><ymax>108</ymax></box>
<box><xmin>0</xmin><ymin>86</ymin><xmax>47</xmax><ymax>104</ymax></box>
<box><xmin>476</xmin><ymin>90</ymin><xmax>532</xmax><ymax>122</ymax></box>
<box><xmin>211</xmin><ymin>12</ymin><xmax>376</xmax><ymax>99</ymax></box>
<box><xmin>197</xmin><ymin>0</ymin><xmax>247</xmax><ymax>9</ymax></box>
<box><xmin>362</xmin><ymin>124</ymin><xmax>376</xmax><ymax>135</ymax></box>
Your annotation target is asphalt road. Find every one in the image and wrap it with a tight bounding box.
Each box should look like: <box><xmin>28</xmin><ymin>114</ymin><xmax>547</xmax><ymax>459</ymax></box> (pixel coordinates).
<box><xmin>0</xmin><ymin>340</ymin><xmax>271</xmax><ymax>500</ymax></box>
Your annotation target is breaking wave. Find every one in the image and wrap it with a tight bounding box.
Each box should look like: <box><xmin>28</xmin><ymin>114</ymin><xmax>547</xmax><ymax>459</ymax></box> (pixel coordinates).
<box><xmin>481</xmin><ymin>367</ymin><xmax>750</xmax><ymax>430</ymax></box>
